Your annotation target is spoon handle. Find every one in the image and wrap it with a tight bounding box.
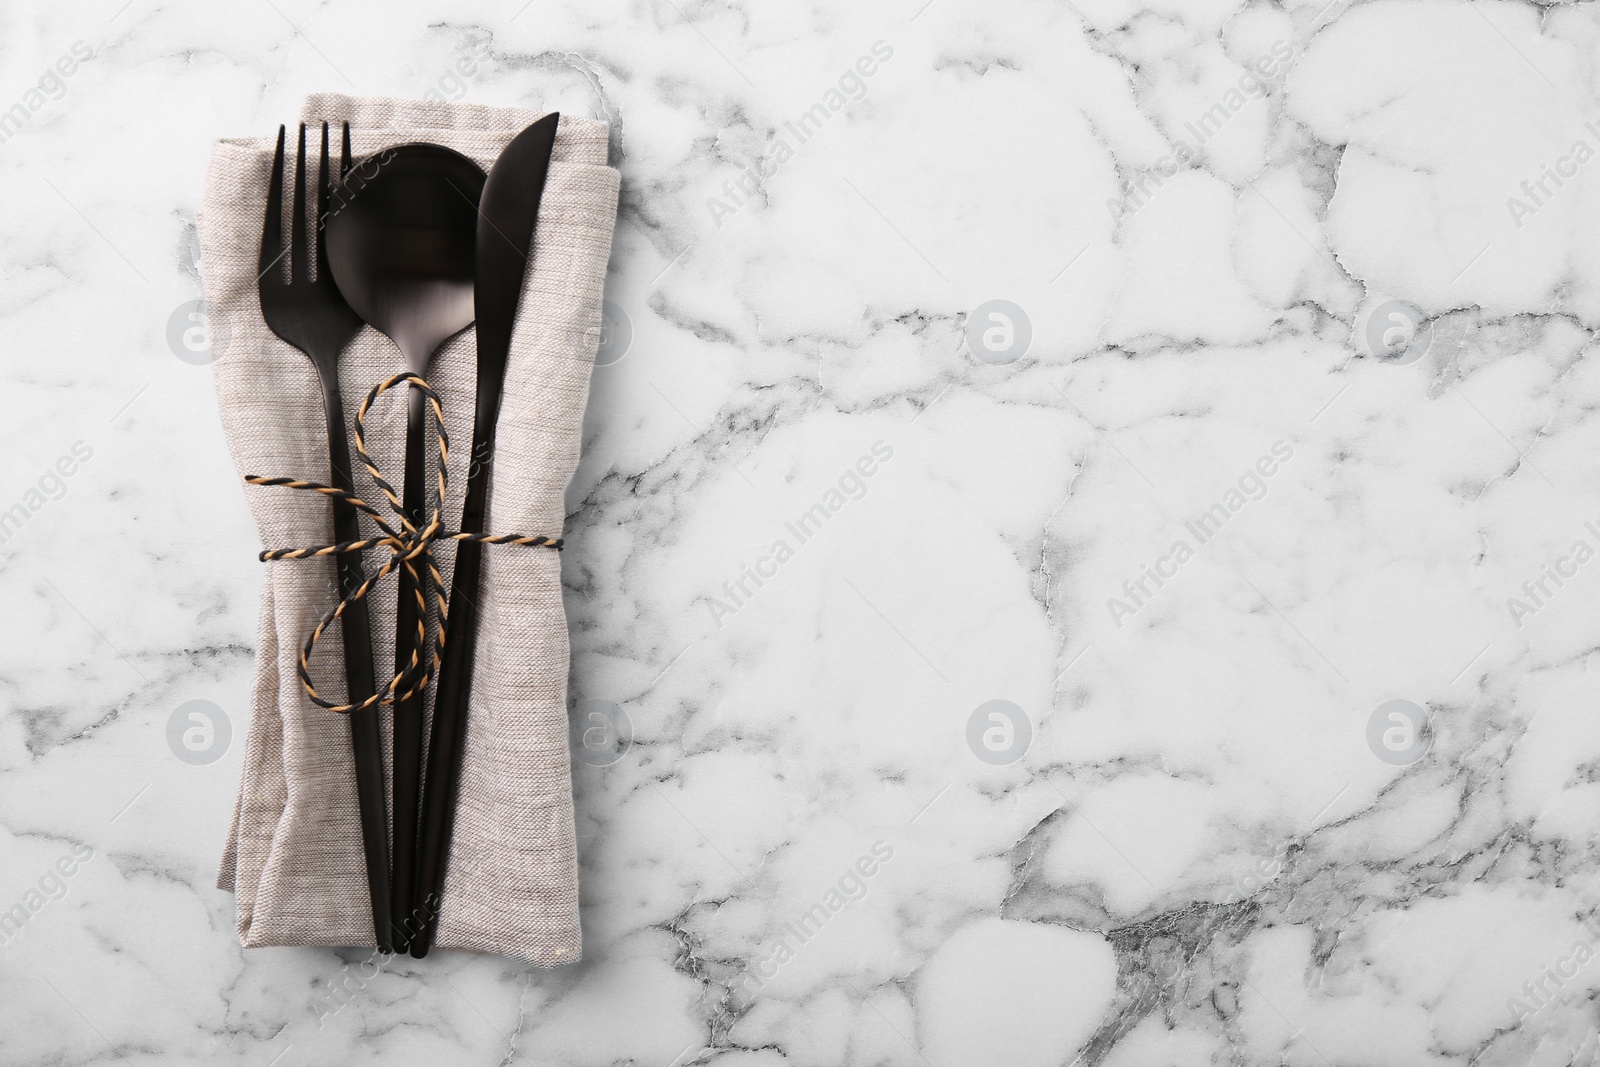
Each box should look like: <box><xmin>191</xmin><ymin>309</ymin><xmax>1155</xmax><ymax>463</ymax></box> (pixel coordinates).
<box><xmin>410</xmin><ymin>447</ymin><xmax>490</xmax><ymax>957</ymax></box>
<box><xmin>391</xmin><ymin>385</ymin><xmax>430</xmax><ymax>951</ymax></box>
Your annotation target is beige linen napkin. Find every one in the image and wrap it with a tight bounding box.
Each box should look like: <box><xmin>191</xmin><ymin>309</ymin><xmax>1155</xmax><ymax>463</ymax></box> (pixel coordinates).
<box><xmin>199</xmin><ymin>94</ymin><xmax>619</xmax><ymax>964</ymax></box>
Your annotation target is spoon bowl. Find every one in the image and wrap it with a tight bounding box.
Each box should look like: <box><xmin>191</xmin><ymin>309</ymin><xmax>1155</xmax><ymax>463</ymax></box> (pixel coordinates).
<box><xmin>325</xmin><ymin>143</ymin><xmax>485</xmax><ymax>370</ymax></box>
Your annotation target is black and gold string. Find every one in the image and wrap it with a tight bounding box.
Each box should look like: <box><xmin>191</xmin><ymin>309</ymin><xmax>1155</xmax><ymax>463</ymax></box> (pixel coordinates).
<box><xmin>243</xmin><ymin>370</ymin><xmax>562</xmax><ymax>714</ymax></box>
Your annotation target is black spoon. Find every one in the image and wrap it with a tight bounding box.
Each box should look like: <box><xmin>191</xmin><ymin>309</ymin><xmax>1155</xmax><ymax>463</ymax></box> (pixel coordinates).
<box><xmin>324</xmin><ymin>143</ymin><xmax>486</xmax><ymax>951</ymax></box>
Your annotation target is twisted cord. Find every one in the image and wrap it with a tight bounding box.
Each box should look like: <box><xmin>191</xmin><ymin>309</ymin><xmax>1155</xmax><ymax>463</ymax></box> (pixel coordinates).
<box><xmin>244</xmin><ymin>370</ymin><xmax>562</xmax><ymax>714</ymax></box>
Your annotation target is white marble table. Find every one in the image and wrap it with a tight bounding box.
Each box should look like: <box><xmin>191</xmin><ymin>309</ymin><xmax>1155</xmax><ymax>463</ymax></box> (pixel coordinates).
<box><xmin>4</xmin><ymin>0</ymin><xmax>1599</xmax><ymax>1063</ymax></box>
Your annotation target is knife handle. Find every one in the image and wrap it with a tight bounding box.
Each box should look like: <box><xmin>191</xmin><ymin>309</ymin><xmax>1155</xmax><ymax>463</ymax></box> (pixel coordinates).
<box><xmin>410</xmin><ymin>531</ymin><xmax>486</xmax><ymax>956</ymax></box>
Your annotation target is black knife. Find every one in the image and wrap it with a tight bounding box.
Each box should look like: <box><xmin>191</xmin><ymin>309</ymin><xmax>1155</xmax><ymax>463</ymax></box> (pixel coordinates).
<box><xmin>410</xmin><ymin>113</ymin><xmax>561</xmax><ymax>957</ymax></box>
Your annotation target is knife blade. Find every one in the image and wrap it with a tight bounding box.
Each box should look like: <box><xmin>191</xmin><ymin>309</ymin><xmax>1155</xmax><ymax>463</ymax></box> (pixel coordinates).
<box><xmin>410</xmin><ymin>112</ymin><xmax>561</xmax><ymax>957</ymax></box>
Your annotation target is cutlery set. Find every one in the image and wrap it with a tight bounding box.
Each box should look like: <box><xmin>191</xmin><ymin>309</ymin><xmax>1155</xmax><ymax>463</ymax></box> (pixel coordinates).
<box><xmin>256</xmin><ymin>115</ymin><xmax>560</xmax><ymax>955</ymax></box>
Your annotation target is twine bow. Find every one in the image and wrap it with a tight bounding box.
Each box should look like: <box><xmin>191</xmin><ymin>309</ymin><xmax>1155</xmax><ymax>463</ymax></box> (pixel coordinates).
<box><xmin>244</xmin><ymin>370</ymin><xmax>562</xmax><ymax>714</ymax></box>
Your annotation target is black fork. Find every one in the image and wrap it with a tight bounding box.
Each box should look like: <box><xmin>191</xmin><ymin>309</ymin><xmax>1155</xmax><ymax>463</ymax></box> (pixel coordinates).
<box><xmin>258</xmin><ymin>122</ymin><xmax>394</xmax><ymax>953</ymax></box>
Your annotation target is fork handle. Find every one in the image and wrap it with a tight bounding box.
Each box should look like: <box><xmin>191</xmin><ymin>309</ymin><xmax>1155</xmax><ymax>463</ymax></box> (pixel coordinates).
<box><xmin>321</xmin><ymin>377</ymin><xmax>395</xmax><ymax>954</ymax></box>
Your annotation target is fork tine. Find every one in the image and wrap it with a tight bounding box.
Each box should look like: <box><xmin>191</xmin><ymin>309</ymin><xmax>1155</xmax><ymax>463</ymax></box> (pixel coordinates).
<box><xmin>291</xmin><ymin>122</ymin><xmax>309</xmax><ymax>283</ymax></box>
<box><xmin>258</xmin><ymin>125</ymin><xmax>286</xmax><ymax>281</ymax></box>
<box><xmin>340</xmin><ymin>121</ymin><xmax>352</xmax><ymax>181</ymax></box>
<box><xmin>315</xmin><ymin>122</ymin><xmax>331</xmax><ymax>279</ymax></box>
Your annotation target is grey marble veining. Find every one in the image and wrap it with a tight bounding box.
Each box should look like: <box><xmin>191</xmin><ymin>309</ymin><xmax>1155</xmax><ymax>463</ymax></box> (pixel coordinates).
<box><xmin>2</xmin><ymin>0</ymin><xmax>1599</xmax><ymax>1064</ymax></box>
